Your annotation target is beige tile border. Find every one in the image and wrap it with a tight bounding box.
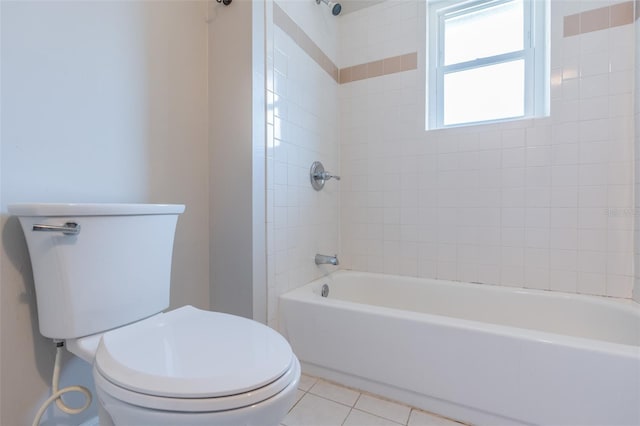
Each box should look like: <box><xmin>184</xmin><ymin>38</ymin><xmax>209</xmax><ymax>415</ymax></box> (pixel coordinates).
<box><xmin>275</xmin><ymin>1</ymin><xmax>637</xmax><ymax>82</ymax></box>
<box><xmin>273</xmin><ymin>3</ymin><xmax>417</xmax><ymax>85</ymax></box>
<box><xmin>564</xmin><ymin>0</ymin><xmax>636</xmax><ymax>37</ymax></box>
<box><xmin>273</xmin><ymin>3</ymin><xmax>339</xmax><ymax>82</ymax></box>
<box><xmin>340</xmin><ymin>53</ymin><xmax>418</xmax><ymax>84</ymax></box>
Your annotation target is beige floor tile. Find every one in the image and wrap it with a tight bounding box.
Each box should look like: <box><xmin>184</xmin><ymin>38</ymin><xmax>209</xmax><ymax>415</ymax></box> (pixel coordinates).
<box><xmin>355</xmin><ymin>394</ymin><xmax>411</xmax><ymax>425</ymax></box>
<box><xmin>298</xmin><ymin>374</ymin><xmax>318</xmax><ymax>391</ymax></box>
<box><xmin>293</xmin><ymin>389</ymin><xmax>305</xmax><ymax>405</ymax></box>
<box><xmin>288</xmin><ymin>374</ymin><xmax>466</xmax><ymax>426</ymax></box>
<box><xmin>283</xmin><ymin>393</ymin><xmax>351</xmax><ymax>426</ymax></box>
<box><xmin>344</xmin><ymin>409</ymin><xmax>404</xmax><ymax>426</ymax></box>
<box><xmin>309</xmin><ymin>380</ymin><xmax>360</xmax><ymax>406</ymax></box>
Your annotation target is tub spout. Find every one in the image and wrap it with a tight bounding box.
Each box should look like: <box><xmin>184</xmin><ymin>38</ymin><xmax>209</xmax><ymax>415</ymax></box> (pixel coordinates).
<box><xmin>315</xmin><ymin>254</ymin><xmax>339</xmax><ymax>266</ymax></box>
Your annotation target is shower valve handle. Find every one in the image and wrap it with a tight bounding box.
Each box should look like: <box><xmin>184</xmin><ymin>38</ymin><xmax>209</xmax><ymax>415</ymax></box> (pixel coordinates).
<box><xmin>315</xmin><ymin>171</ymin><xmax>341</xmax><ymax>181</ymax></box>
<box><xmin>310</xmin><ymin>161</ymin><xmax>340</xmax><ymax>191</ymax></box>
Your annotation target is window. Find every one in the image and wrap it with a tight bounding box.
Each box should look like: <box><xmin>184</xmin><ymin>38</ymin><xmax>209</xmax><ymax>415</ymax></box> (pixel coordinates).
<box><xmin>428</xmin><ymin>0</ymin><xmax>548</xmax><ymax>128</ymax></box>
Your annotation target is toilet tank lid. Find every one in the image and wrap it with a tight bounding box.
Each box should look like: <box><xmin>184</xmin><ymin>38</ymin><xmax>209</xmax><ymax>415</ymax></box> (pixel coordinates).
<box><xmin>8</xmin><ymin>203</ymin><xmax>185</xmax><ymax>216</ymax></box>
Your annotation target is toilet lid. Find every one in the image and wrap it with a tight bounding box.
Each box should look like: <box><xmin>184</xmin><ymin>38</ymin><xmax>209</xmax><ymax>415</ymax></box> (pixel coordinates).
<box><xmin>94</xmin><ymin>305</ymin><xmax>294</xmax><ymax>398</ymax></box>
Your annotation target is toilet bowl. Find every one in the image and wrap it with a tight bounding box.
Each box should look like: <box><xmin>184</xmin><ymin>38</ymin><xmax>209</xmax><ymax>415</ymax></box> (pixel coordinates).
<box><xmin>82</xmin><ymin>306</ymin><xmax>300</xmax><ymax>426</ymax></box>
<box><xmin>9</xmin><ymin>203</ymin><xmax>300</xmax><ymax>426</ymax></box>
<box><xmin>66</xmin><ymin>305</ymin><xmax>300</xmax><ymax>426</ymax></box>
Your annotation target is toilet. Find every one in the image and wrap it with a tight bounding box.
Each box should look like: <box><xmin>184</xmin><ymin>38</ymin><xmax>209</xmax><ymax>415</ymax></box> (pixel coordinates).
<box><xmin>9</xmin><ymin>203</ymin><xmax>300</xmax><ymax>426</ymax></box>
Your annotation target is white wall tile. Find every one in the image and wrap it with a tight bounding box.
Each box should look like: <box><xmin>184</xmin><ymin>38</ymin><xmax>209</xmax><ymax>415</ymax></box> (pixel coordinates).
<box><xmin>549</xmin><ymin>269</ymin><xmax>578</xmax><ymax>293</ymax></box>
<box><xmin>333</xmin><ymin>0</ymin><xmax>635</xmax><ymax>299</ymax></box>
<box><xmin>578</xmin><ymin>272</ymin><xmax>606</xmax><ymax>295</ymax></box>
<box><xmin>606</xmin><ymin>274</ymin><xmax>633</xmax><ymax>298</ymax></box>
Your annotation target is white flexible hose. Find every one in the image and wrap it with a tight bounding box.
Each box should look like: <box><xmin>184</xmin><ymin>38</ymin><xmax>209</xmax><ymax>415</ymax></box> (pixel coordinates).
<box><xmin>32</xmin><ymin>344</ymin><xmax>92</xmax><ymax>426</ymax></box>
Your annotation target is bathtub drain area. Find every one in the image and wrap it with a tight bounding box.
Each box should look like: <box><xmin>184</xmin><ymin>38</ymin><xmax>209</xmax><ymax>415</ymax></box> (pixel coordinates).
<box><xmin>321</xmin><ymin>284</ymin><xmax>329</xmax><ymax>297</ymax></box>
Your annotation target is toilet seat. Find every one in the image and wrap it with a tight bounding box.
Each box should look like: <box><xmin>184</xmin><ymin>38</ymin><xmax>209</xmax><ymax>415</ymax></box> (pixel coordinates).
<box><xmin>93</xmin><ymin>305</ymin><xmax>299</xmax><ymax>412</ymax></box>
<box><xmin>93</xmin><ymin>357</ymin><xmax>300</xmax><ymax>412</ymax></box>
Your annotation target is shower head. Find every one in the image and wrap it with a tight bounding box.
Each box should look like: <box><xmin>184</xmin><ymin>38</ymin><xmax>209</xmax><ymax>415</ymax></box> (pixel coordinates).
<box><xmin>316</xmin><ymin>0</ymin><xmax>341</xmax><ymax>16</ymax></box>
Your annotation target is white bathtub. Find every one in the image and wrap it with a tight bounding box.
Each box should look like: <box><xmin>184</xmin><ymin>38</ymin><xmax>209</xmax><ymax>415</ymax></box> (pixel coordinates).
<box><xmin>279</xmin><ymin>271</ymin><xmax>640</xmax><ymax>426</ymax></box>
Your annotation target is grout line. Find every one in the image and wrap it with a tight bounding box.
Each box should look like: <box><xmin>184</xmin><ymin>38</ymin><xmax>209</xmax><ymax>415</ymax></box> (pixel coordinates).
<box><xmin>286</xmin><ymin>387</ymin><xmax>307</xmax><ymax>416</ymax></box>
<box><xmin>308</xmin><ymin>391</ymin><xmax>359</xmax><ymax>409</ymax></box>
<box><xmin>353</xmin><ymin>391</ymin><xmax>363</xmax><ymax>408</ymax></box>
<box><xmin>340</xmin><ymin>407</ymin><xmax>354</xmax><ymax>426</ymax></box>
<box><xmin>351</xmin><ymin>407</ymin><xmax>406</xmax><ymax>425</ymax></box>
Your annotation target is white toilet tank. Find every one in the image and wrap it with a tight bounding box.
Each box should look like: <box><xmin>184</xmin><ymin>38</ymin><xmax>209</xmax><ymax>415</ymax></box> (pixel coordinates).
<box><xmin>9</xmin><ymin>203</ymin><xmax>185</xmax><ymax>339</ymax></box>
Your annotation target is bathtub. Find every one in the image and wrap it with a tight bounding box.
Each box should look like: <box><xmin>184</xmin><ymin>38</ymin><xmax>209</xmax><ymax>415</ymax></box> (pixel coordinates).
<box><xmin>279</xmin><ymin>271</ymin><xmax>640</xmax><ymax>426</ymax></box>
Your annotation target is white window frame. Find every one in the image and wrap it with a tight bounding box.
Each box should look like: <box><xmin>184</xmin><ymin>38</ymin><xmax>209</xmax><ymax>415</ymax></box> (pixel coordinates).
<box><xmin>427</xmin><ymin>0</ymin><xmax>548</xmax><ymax>129</ymax></box>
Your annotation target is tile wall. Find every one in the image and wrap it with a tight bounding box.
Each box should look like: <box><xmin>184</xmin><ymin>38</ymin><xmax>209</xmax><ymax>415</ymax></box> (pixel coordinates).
<box><xmin>266</xmin><ymin>0</ymin><xmax>340</xmax><ymax>326</ymax></box>
<box><xmin>339</xmin><ymin>0</ymin><xmax>637</xmax><ymax>298</ymax></box>
<box><xmin>265</xmin><ymin>0</ymin><xmax>638</xmax><ymax>317</ymax></box>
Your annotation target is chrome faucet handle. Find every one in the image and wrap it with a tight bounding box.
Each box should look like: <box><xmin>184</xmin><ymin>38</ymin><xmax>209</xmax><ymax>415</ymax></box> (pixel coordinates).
<box><xmin>310</xmin><ymin>161</ymin><xmax>340</xmax><ymax>191</ymax></box>
<box><xmin>316</xmin><ymin>171</ymin><xmax>341</xmax><ymax>181</ymax></box>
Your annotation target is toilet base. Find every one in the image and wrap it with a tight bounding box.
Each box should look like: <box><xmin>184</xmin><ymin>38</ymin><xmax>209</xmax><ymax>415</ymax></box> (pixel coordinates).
<box><xmin>78</xmin><ymin>415</ymin><xmax>99</xmax><ymax>426</ymax></box>
<box><xmin>98</xmin><ymin>403</ymin><xmax>115</xmax><ymax>426</ymax></box>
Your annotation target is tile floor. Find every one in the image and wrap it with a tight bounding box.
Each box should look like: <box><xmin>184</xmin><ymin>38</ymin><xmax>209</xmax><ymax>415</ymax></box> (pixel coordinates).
<box><xmin>282</xmin><ymin>374</ymin><xmax>467</xmax><ymax>426</ymax></box>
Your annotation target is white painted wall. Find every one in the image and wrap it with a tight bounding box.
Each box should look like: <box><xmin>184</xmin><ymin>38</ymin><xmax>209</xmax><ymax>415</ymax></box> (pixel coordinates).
<box><xmin>634</xmin><ymin>7</ymin><xmax>639</xmax><ymax>303</ymax></box>
<box><xmin>252</xmin><ymin>0</ymin><xmax>268</xmax><ymax>323</ymax></box>
<box><xmin>208</xmin><ymin>0</ymin><xmax>267</xmax><ymax>321</ymax></box>
<box><xmin>0</xmin><ymin>1</ymin><xmax>209</xmax><ymax>424</ymax></box>
<box><xmin>0</xmin><ymin>2</ymin><xmax>3</xmax><ymax>422</ymax></box>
